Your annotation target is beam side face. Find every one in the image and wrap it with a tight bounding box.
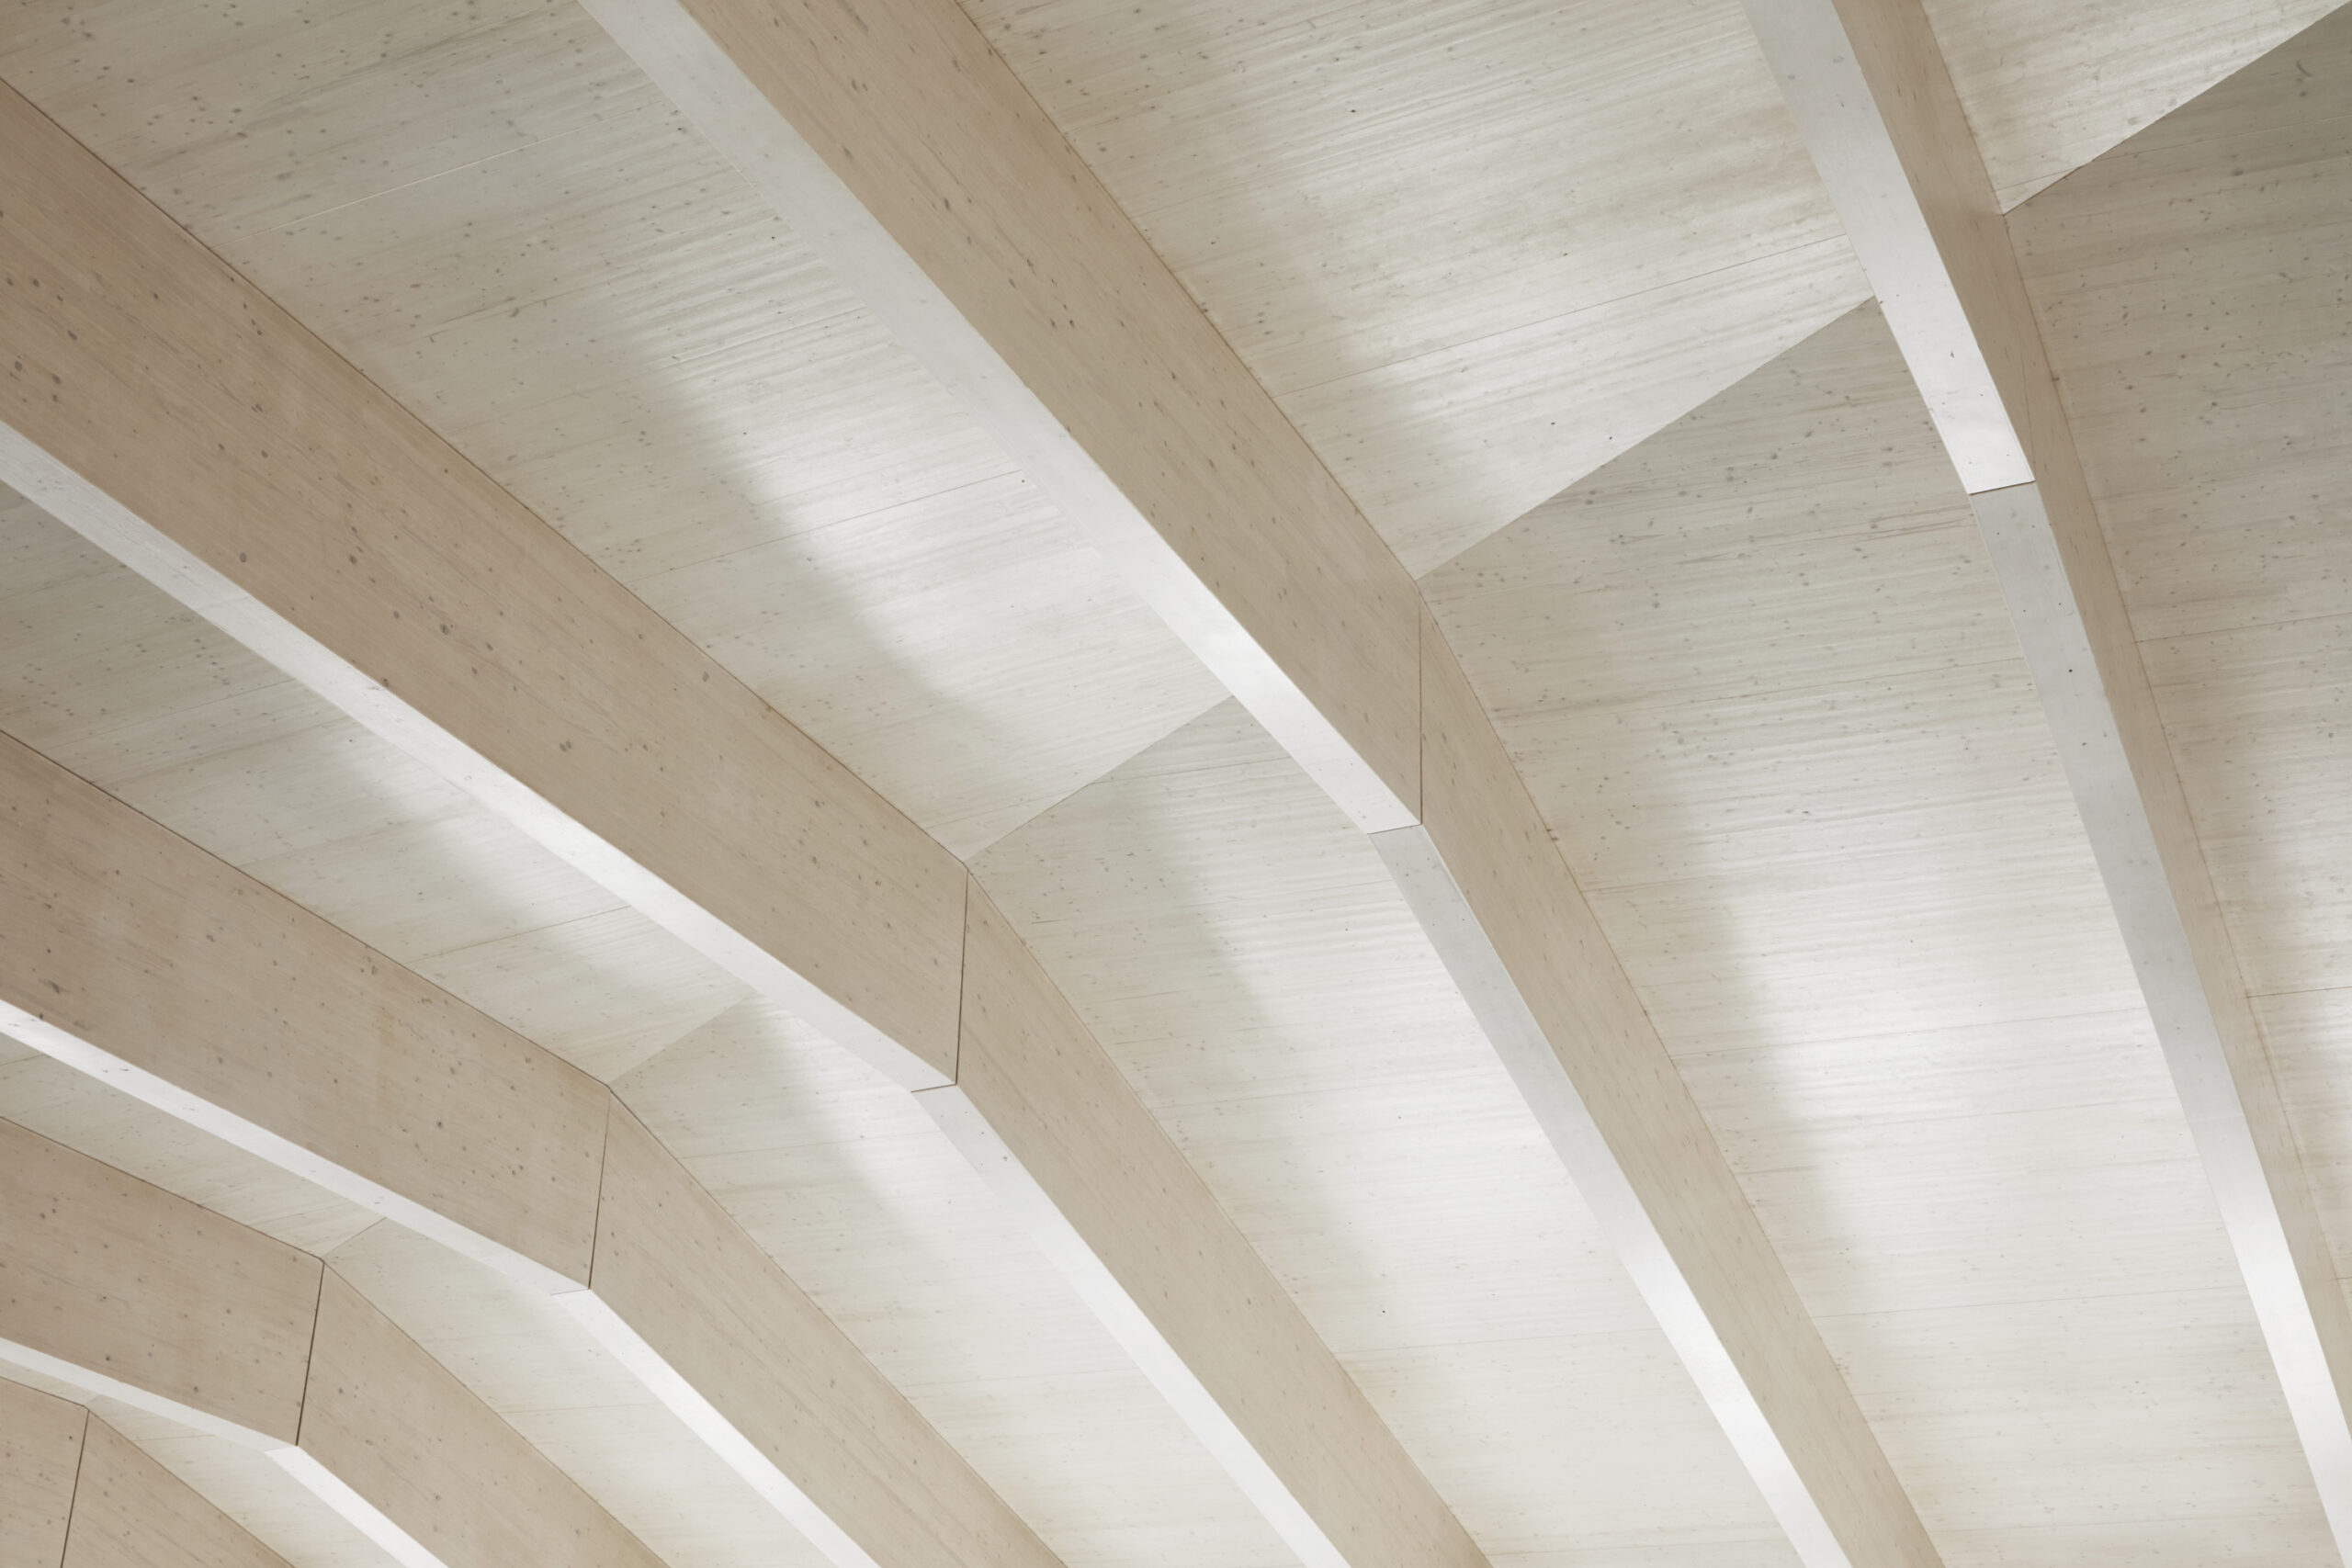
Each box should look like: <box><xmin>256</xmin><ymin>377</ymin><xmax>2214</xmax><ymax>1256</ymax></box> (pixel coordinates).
<box><xmin>0</xmin><ymin>1376</ymin><xmax>85</xmax><ymax>1568</ymax></box>
<box><xmin>580</xmin><ymin>0</ymin><xmax>1421</xmax><ymax>833</ymax></box>
<box><xmin>0</xmin><ymin>80</ymin><xmax>962</xmax><ymax>1088</ymax></box>
<box><xmin>573</xmin><ymin>4</ymin><xmax>1935</xmax><ymax>1563</ymax></box>
<box><xmin>0</xmin><ymin>1118</ymin><xmax>319</xmax><ymax>1447</ymax></box>
<box><xmin>0</xmin><ymin>730</ymin><xmax>606</xmax><ymax>1290</ymax></box>
<box><xmin>583</xmin><ymin>1102</ymin><xmax>1060</xmax><ymax>1568</ymax></box>
<box><xmin>1743</xmin><ymin>0</ymin><xmax>2352</xmax><ymax>1546</ymax></box>
<box><xmin>944</xmin><ymin>881</ymin><xmax>1482</xmax><ymax>1568</ymax></box>
<box><xmin>66</xmin><ymin>1416</ymin><xmax>291</xmax><ymax>1568</ymax></box>
<box><xmin>0</xmin><ymin>728</ymin><xmax>1045</xmax><ymax>1568</ymax></box>
<box><xmin>297</xmin><ymin>1270</ymin><xmax>662</xmax><ymax>1568</ymax></box>
<box><xmin>1406</xmin><ymin>614</ymin><xmax>1938</xmax><ymax>1568</ymax></box>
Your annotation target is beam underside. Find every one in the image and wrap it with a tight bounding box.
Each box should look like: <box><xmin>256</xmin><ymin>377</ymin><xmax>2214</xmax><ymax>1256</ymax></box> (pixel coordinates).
<box><xmin>0</xmin><ymin>1114</ymin><xmax>660</xmax><ymax>1568</ymax></box>
<box><xmin>0</xmin><ymin>70</ymin><xmax>1472</xmax><ymax>1566</ymax></box>
<box><xmin>0</xmin><ymin>725</ymin><xmax>1059</xmax><ymax>1568</ymax></box>
<box><xmin>1737</xmin><ymin>0</ymin><xmax>2352</xmax><ymax>1551</ymax></box>
<box><xmin>565</xmin><ymin>0</ymin><xmax>1944</xmax><ymax>1563</ymax></box>
<box><xmin>1</xmin><ymin>1377</ymin><xmax>302</xmax><ymax>1568</ymax></box>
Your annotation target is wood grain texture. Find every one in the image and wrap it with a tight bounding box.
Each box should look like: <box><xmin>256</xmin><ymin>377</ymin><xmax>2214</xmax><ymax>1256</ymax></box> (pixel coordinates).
<box><xmin>1746</xmin><ymin>0</ymin><xmax>2352</xmax><ymax>1545</ymax></box>
<box><xmin>4</xmin><ymin>1377</ymin><xmax>388</xmax><ymax>1568</ymax></box>
<box><xmin>323</xmin><ymin>1219</ymin><xmax>827</xmax><ymax>1568</ymax></box>
<box><xmin>0</xmin><ymin>20</ymin><xmax>1496</xmax><ymax>1562</ymax></box>
<box><xmin>576</xmin><ymin>1</ymin><xmax>1942</xmax><ymax>1557</ymax></box>
<box><xmin>0</xmin><ymin>1117</ymin><xmax>319</xmax><ymax>1446</ymax></box>
<box><xmin>972</xmin><ymin>700</ymin><xmax>1803</xmax><ymax>1564</ymax></box>
<box><xmin>0</xmin><ymin>729</ymin><xmax>607</xmax><ymax>1288</ymax></box>
<box><xmin>585</xmin><ymin>1101</ymin><xmax>1058</xmax><ymax>1568</ymax></box>
<box><xmin>0</xmin><ymin>716</ymin><xmax>1052</xmax><ymax>1568</ymax></box>
<box><xmin>0</xmin><ymin>1376</ymin><xmax>84</xmax><ymax>1568</ymax></box>
<box><xmin>961</xmin><ymin>0</ymin><xmax>1866</xmax><ymax>573</ymax></box>
<box><xmin>0</xmin><ymin>0</ymin><xmax>1223</xmax><ymax>863</ymax></box>
<box><xmin>1918</xmin><ymin>0</ymin><xmax>2343</xmax><ymax>208</ymax></box>
<box><xmin>2010</xmin><ymin>0</ymin><xmax>2352</xmax><ymax>1531</ymax></box>
<box><xmin>1426</xmin><ymin>299</ymin><xmax>2328</xmax><ymax>1564</ymax></box>
<box><xmin>0</xmin><ymin>482</ymin><xmax>745</xmax><ymax>1097</ymax></box>
<box><xmin>946</xmin><ymin>880</ymin><xmax>1483</xmax><ymax>1568</ymax></box>
<box><xmin>583</xmin><ymin>0</ymin><xmax>1423</xmax><ymax>832</ymax></box>
<box><xmin>616</xmin><ymin>993</ymin><xmax>1301</xmax><ymax>1568</ymax></box>
<box><xmin>66</xmin><ymin>1416</ymin><xmax>291</xmax><ymax>1568</ymax></box>
<box><xmin>2011</xmin><ymin>6</ymin><xmax>2352</xmax><ymax>1269</ymax></box>
<box><xmin>1407</xmin><ymin>611</ymin><xmax>1936</xmax><ymax>1568</ymax></box>
<box><xmin>299</xmin><ymin>1269</ymin><xmax>660</xmax><ymax>1568</ymax></box>
<box><xmin>0</xmin><ymin>75</ymin><xmax>965</xmax><ymax>1087</ymax></box>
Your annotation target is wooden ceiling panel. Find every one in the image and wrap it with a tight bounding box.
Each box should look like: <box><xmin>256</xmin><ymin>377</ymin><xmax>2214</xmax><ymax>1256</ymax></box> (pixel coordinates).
<box><xmin>2010</xmin><ymin>7</ymin><xmax>2352</xmax><ymax>1294</ymax></box>
<box><xmin>0</xmin><ymin>1043</ymin><xmax>378</xmax><ymax>1257</ymax></box>
<box><xmin>0</xmin><ymin>1366</ymin><xmax>398</xmax><ymax>1568</ymax></box>
<box><xmin>0</xmin><ymin>0</ymin><xmax>1226</xmax><ymax>855</ymax></box>
<box><xmin>1918</xmin><ymin>0</ymin><xmax>2344</xmax><ymax>209</ymax></box>
<box><xmin>0</xmin><ymin>1376</ymin><xmax>81</xmax><ymax>1567</ymax></box>
<box><xmin>967</xmin><ymin>701</ymin><xmax>1799</xmax><ymax>1566</ymax></box>
<box><xmin>616</xmin><ymin>998</ymin><xmax>1299</xmax><ymax>1568</ymax></box>
<box><xmin>0</xmin><ymin>492</ymin><xmax>749</xmax><ymax>1083</ymax></box>
<box><xmin>962</xmin><ymin>0</ymin><xmax>1871</xmax><ymax>574</ymax></box>
<box><xmin>1423</xmin><ymin>302</ymin><xmax>2322</xmax><ymax>1560</ymax></box>
<box><xmin>0</xmin><ymin>0</ymin><xmax>652</xmax><ymax>246</ymax></box>
<box><xmin>327</xmin><ymin>1222</ymin><xmax>828</xmax><ymax>1568</ymax></box>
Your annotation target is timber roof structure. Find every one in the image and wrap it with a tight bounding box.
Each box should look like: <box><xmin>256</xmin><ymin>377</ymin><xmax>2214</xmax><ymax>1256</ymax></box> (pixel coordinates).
<box><xmin>2</xmin><ymin>0</ymin><xmax>2350</xmax><ymax>1564</ymax></box>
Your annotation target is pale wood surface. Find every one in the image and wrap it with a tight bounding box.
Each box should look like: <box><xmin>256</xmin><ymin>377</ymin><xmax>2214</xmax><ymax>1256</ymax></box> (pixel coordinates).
<box><xmin>0</xmin><ymin>73</ymin><xmax>967</xmax><ymax>1083</ymax></box>
<box><xmin>2013</xmin><ymin>0</ymin><xmax>2352</xmax><ymax>1427</ymax></box>
<box><xmin>972</xmin><ymin>701</ymin><xmax>1804</xmax><ymax>1566</ymax></box>
<box><xmin>0</xmin><ymin>725</ymin><xmax>609</xmax><ymax>1285</ymax></box>
<box><xmin>0</xmin><ymin>1039</ymin><xmax>376</xmax><ymax>1259</ymax></box>
<box><xmin>0</xmin><ymin>7</ymin><xmax>2344</xmax><ymax>1568</ymax></box>
<box><xmin>300</xmin><ymin>1269</ymin><xmax>662</xmax><ymax>1568</ymax></box>
<box><xmin>0</xmin><ymin>456</ymin><xmax>1316</xmax><ymax>1568</ymax></box>
<box><xmin>588</xmin><ymin>1101</ymin><xmax>1059</xmax><ymax>1568</ymax></box>
<box><xmin>0</xmin><ymin>1117</ymin><xmax>320</xmax><ymax>1445</ymax></box>
<box><xmin>1425</xmin><ymin>301</ymin><xmax>2331</xmax><ymax>1562</ymax></box>
<box><xmin>578</xmin><ymin>0</ymin><xmax>1936</xmax><ymax>1548</ymax></box>
<box><xmin>1920</xmin><ymin>0</ymin><xmax>2343</xmax><ymax>208</ymax></box>
<box><xmin>66</xmin><ymin>1416</ymin><xmax>291</xmax><ymax>1568</ymax></box>
<box><xmin>0</xmin><ymin>482</ymin><xmax>744</xmax><ymax>1090</ymax></box>
<box><xmin>948</xmin><ymin>881</ymin><xmax>1479</xmax><ymax>1568</ymax></box>
<box><xmin>47</xmin><ymin>1397</ymin><xmax>395</xmax><ymax>1568</ymax></box>
<box><xmin>0</xmin><ymin>28</ymin><xmax>1487</xmax><ymax>1563</ymax></box>
<box><xmin>1749</xmin><ymin>0</ymin><xmax>2352</xmax><ymax>1543</ymax></box>
<box><xmin>583</xmin><ymin>0</ymin><xmax>1424</xmax><ymax>832</ymax></box>
<box><xmin>0</xmin><ymin>0</ymin><xmax>1222</xmax><ymax>860</ymax></box>
<box><xmin>323</xmin><ymin>1222</ymin><xmax>821</xmax><ymax>1568</ymax></box>
<box><xmin>0</xmin><ymin>1375</ymin><xmax>84</xmax><ymax>1568</ymax></box>
<box><xmin>963</xmin><ymin>0</ymin><xmax>1869</xmax><ymax>573</ymax></box>
<box><xmin>0</xmin><ymin>647</ymin><xmax>1065</xmax><ymax>1567</ymax></box>
<box><xmin>616</xmin><ymin>998</ymin><xmax>1298</xmax><ymax>1568</ymax></box>
<box><xmin>1409</xmin><ymin>610</ymin><xmax>1933</xmax><ymax>1566</ymax></box>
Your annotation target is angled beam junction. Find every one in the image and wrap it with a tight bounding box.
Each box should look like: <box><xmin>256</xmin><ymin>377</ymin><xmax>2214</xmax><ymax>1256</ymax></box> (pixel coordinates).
<box><xmin>0</xmin><ymin>728</ymin><xmax>1056</xmax><ymax>1568</ymax></box>
<box><xmin>3</xmin><ymin>1377</ymin><xmax>294</xmax><ymax>1568</ymax></box>
<box><xmin>0</xmin><ymin>69</ymin><xmax>1468</xmax><ymax>1568</ymax></box>
<box><xmin>0</xmin><ymin>1115</ymin><xmax>660</xmax><ymax>1568</ymax></box>
<box><xmin>0</xmin><ymin>1375</ymin><xmax>84</xmax><ymax>1566</ymax></box>
<box><xmin>568</xmin><ymin>1</ymin><xmax>1942</xmax><ymax>1563</ymax></box>
<box><xmin>1737</xmin><ymin>0</ymin><xmax>2352</xmax><ymax>1550</ymax></box>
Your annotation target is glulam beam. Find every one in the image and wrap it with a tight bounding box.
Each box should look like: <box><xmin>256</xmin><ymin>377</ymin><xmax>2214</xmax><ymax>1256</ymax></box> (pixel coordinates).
<box><xmin>570</xmin><ymin>1</ymin><xmax>1940</xmax><ymax>1562</ymax></box>
<box><xmin>61</xmin><ymin>1411</ymin><xmax>289</xmax><ymax>1568</ymax></box>
<box><xmin>0</xmin><ymin>1118</ymin><xmax>660</xmax><ymax>1568</ymax></box>
<box><xmin>2</xmin><ymin>1379</ymin><xmax>293</xmax><ymax>1568</ymax></box>
<box><xmin>1</xmin><ymin>1375</ymin><xmax>85</xmax><ymax>1567</ymax></box>
<box><xmin>0</xmin><ymin>731</ymin><xmax>1057</xmax><ymax>1568</ymax></box>
<box><xmin>0</xmin><ymin>75</ymin><xmax>1464</xmax><ymax>1568</ymax></box>
<box><xmin>1738</xmin><ymin>0</ymin><xmax>2352</xmax><ymax>1549</ymax></box>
